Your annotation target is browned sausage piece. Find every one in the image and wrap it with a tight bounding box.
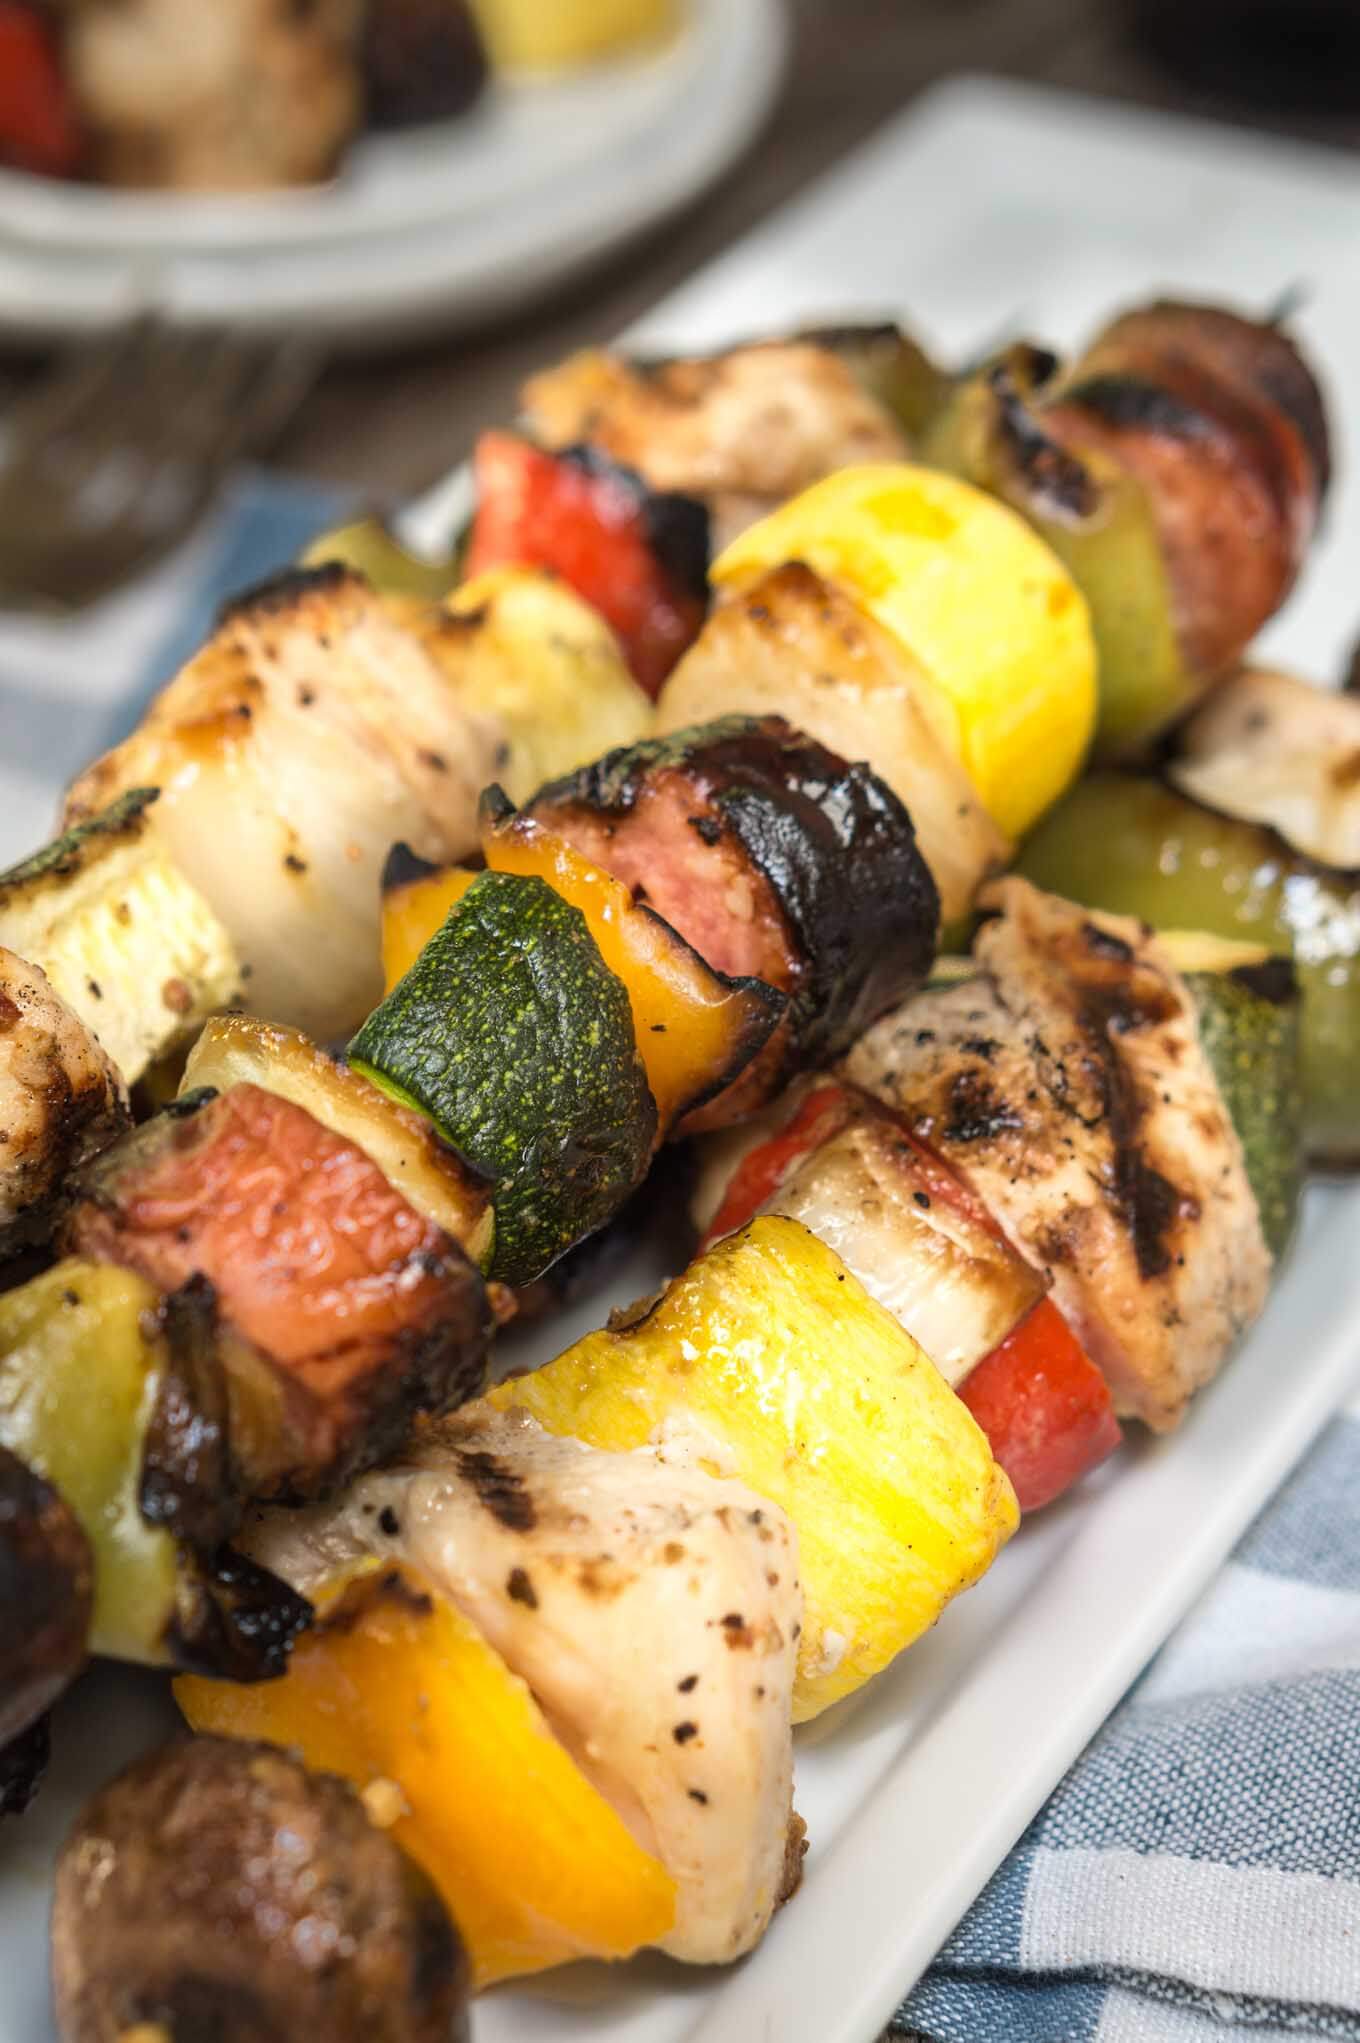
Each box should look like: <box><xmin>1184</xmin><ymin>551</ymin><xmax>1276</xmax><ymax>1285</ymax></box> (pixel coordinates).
<box><xmin>521</xmin><ymin>715</ymin><xmax>939</xmax><ymax>1129</ymax></box>
<box><xmin>64</xmin><ymin>1084</ymin><xmax>493</xmax><ymax>1497</ymax></box>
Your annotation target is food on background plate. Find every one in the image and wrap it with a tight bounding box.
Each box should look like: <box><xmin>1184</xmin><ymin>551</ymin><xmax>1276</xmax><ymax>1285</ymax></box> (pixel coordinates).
<box><xmin>3</xmin><ymin>0</ymin><xmax>678</xmax><ymax>193</ymax></box>
<box><xmin>51</xmin><ymin>1736</ymin><xmax>471</xmax><ymax>2043</ymax></box>
<box><xmin>468</xmin><ymin>0</ymin><xmax>677</xmax><ymax>71</ymax></box>
<box><xmin>63</xmin><ymin>0</ymin><xmax>364</xmax><ymax>191</ymax></box>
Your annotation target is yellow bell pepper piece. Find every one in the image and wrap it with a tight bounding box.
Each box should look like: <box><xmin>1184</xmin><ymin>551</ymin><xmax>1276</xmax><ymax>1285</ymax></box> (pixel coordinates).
<box><xmin>492</xmin><ymin>1216</ymin><xmax>1018</xmax><ymax>1719</ymax></box>
<box><xmin>382</xmin><ymin>865</ymin><xmax>479</xmax><ymax>992</ymax></box>
<box><xmin>176</xmin><ymin>1563</ymin><xmax>675</xmax><ymax>1986</ymax></box>
<box><xmin>712</xmin><ymin>464</ymin><xmax>1097</xmax><ymax>841</ymax></box>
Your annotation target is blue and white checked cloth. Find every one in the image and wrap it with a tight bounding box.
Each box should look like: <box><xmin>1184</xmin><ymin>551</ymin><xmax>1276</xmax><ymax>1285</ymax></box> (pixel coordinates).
<box><xmin>896</xmin><ymin>1408</ymin><xmax>1360</xmax><ymax>2043</ymax></box>
<box><xmin>2</xmin><ymin>468</ymin><xmax>1358</xmax><ymax>2043</ymax></box>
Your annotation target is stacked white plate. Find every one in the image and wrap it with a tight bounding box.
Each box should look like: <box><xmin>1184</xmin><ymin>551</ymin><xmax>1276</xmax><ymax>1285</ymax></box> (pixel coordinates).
<box><xmin>0</xmin><ymin>0</ymin><xmax>787</xmax><ymax>347</ymax></box>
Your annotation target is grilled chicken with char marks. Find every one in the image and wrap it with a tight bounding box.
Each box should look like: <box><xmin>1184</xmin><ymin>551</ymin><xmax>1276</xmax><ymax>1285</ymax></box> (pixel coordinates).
<box><xmin>243</xmin><ymin>1403</ymin><xmax>803</xmax><ymax>1964</ymax></box>
<box><xmin>0</xmin><ymin>946</ymin><xmax>129</xmax><ymax>1256</ymax></box>
<box><xmin>521</xmin><ymin>340</ymin><xmax>911</xmax><ymax>549</ymax></box>
<box><xmin>844</xmin><ymin>879</ymin><xmax>1270</xmax><ymax>1431</ymax></box>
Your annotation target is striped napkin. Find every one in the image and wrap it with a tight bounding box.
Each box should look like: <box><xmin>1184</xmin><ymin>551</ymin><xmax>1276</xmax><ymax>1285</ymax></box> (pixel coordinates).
<box><xmin>0</xmin><ymin>468</ymin><xmax>349</xmax><ymax>866</ymax></box>
<box><xmin>894</xmin><ymin>1405</ymin><xmax>1360</xmax><ymax>2043</ymax></box>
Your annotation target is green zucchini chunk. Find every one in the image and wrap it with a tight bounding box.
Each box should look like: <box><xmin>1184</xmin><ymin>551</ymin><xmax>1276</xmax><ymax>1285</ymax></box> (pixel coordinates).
<box><xmin>1017</xmin><ymin>772</ymin><xmax>1360</xmax><ymax>1165</ymax></box>
<box><xmin>350</xmin><ymin>871</ymin><xmax>657</xmax><ymax>1288</ymax></box>
<box><xmin>1157</xmin><ymin>932</ymin><xmax>1305</xmax><ymax>1261</ymax></box>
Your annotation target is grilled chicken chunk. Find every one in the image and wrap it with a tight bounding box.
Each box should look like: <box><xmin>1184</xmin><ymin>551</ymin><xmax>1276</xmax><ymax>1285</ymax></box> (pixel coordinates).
<box><xmin>0</xmin><ymin>947</ymin><xmax>129</xmax><ymax>1256</ymax></box>
<box><xmin>1171</xmin><ymin>664</ymin><xmax>1360</xmax><ymax>870</ymax></box>
<box><xmin>521</xmin><ymin>341</ymin><xmax>910</xmax><ymax>549</ymax></box>
<box><xmin>64</xmin><ymin>567</ymin><xmax>506</xmax><ymax>1042</ymax></box>
<box><xmin>66</xmin><ymin>0</ymin><xmax>361</xmax><ymax>191</ymax></box>
<box><xmin>64</xmin><ymin>566</ymin><xmax>646</xmax><ymax>1043</ymax></box>
<box><xmin>245</xmin><ymin>1404</ymin><xmax>803</xmax><ymax>1963</ymax></box>
<box><xmin>844</xmin><ymin>880</ymin><xmax>1270</xmax><ymax>1431</ymax></box>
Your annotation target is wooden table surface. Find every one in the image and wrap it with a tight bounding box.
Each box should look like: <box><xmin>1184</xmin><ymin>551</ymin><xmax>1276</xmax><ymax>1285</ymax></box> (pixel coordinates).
<box><xmin>272</xmin><ymin>0</ymin><xmax>1360</xmax><ymax>501</ymax></box>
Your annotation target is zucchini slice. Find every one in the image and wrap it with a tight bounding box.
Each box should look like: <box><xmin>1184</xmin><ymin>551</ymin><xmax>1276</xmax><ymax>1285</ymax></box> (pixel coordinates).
<box><xmin>351</xmin><ymin>872</ymin><xmax>657</xmax><ymax>1288</ymax></box>
<box><xmin>1155</xmin><ymin>931</ymin><xmax>1305</xmax><ymax>1260</ymax></box>
<box><xmin>0</xmin><ymin>790</ymin><xmax>241</xmax><ymax>1085</ymax></box>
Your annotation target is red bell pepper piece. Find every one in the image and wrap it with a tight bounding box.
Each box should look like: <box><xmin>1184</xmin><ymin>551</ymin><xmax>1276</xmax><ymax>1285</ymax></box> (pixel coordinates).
<box><xmin>698</xmin><ymin>1083</ymin><xmax>860</xmax><ymax>1252</ymax></box>
<box><xmin>958</xmin><ymin>1297</ymin><xmax>1122</xmax><ymax>1513</ymax></box>
<box><xmin>0</xmin><ymin>6</ymin><xmax>81</xmax><ymax>178</ymax></box>
<box><xmin>464</xmin><ymin>432</ymin><xmax>707</xmax><ymax>699</ymax></box>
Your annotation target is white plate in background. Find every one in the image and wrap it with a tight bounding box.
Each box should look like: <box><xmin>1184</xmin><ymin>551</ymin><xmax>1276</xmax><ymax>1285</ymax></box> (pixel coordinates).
<box><xmin>6</xmin><ymin>73</ymin><xmax>1360</xmax><ymax>2043</ymax></box>
<box><xmin>0</xmin><ymin>0</ymin><xmax>786</xmax><ymax>345</ymax></box>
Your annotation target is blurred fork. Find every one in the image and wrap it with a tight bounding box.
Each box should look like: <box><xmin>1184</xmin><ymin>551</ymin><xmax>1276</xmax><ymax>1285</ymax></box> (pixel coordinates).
<box><xmin>0</xmin><ymin>320</ymin><xmax>320</xmax><ymax>609</ymax></box>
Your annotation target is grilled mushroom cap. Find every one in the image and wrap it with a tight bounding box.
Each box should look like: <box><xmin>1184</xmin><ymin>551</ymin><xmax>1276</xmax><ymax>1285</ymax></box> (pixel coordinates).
<box><xmin>52</xmin><ymin>1735</ymin><xmax>469</xmax><ymax>2043</ymax></box>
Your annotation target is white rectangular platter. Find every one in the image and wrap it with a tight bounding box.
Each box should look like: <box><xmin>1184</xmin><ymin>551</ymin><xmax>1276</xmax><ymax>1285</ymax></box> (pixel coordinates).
<box><xmin>5</xmin><ymin>73</ymin><xmax>1360</xmax><ymax>2043</ymax></box>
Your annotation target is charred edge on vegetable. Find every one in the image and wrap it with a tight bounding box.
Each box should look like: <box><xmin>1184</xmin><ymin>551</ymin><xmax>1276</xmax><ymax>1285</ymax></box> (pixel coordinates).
<box><xmin>530</xmin><ymin>715</ymin><xmax>939</xmax><ymax>1066</ymax></box>
<box><xmin>558</xmin><ymin>441</ymin><xmax>711</xmax><ymax>604</ymax></box>
<box><xmin>1229</xmin><ymin>955</ymin><xmax>1299</xmax><ymax>1006</ymax></box>
<box><xmin>480</xmin><ymin>784</ymin><xmax>786</xmax><ymax>1122</ymax></box>
<box><xmin>700</xmin><ymin>721</ymin><xmax>940</xmax><ymax>1063</ymax></box>
<box><xmin>0</xmin><ymin>1713</ymin><xmax>50</xmax><ymax>1819</ymax></box>
<box><xmin>168</xmin><ymin>1545</ymin><xmax>312</xmax><ymax>1681</ymax></box>
<box><xmin>382</xmin><ymin>840</ymin><xmax>444</xmax><ymax>898</ymax></box>
<box><xmin>0</xmin><ymin>787</ymin><xmax>159</xmax><ymax>896</ymax></box>
<box><xmin>139</xmin><ymin>1276</ymin><xmax>235</xmax><ymax>1553</ymax></box>
<box><xmin>0</xmin><ymin>1445</ymin><xmax>92</xmax><ymax>1749</ymax></box>
<box><xmin>1057</xmin><ymin>375</ymin><xmax>1216</xmax><ymax>440</ymax></box>
<box><xmin>990</xmin><ymin>359</ymin><xmax>1104</xmax><ymax>520</ymax></box>
<box><xmin>164</xmin><ymin>1086</ymin><xmax>219</xmax><ymax>1121</ymax></box>
<box><xmin>217</xmin><ymin>561</ymin><xmax>359</xmax><ymax>626</ymax></box>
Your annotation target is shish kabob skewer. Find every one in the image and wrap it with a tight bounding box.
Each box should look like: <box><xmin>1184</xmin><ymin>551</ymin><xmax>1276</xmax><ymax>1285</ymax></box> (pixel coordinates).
<box><xmin>0</xmin><ymin>697</ymin><xmax>945</xmax><ymax>1804</ymax></box>
<box><xmin>0</xmin><ymin>292</ymin><xmax>1331</xmax><ymax>2026</ymax></box>
<box><xmin>0</xmin><ymin>294</ymin><xmax>1317</xmax><ymax>1107</ymax></box>
<box><xmin>177</xmin><ymin>881</ymin><xmax>1296</xmax><ymax>1977</ymax></box>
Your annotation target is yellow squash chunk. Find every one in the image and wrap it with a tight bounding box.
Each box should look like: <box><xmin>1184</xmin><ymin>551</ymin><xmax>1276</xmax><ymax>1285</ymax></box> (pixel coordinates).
<box><xmin>492</xmin><ymin>1216</ymin><xmax>1018</xmax><ymax>1718</ymax></box>
<box><xmin>712</xmin><ymin>464</ymin><xmax>1096</xmax><ymax>840</ymax></box>
<box><xmin>177</xmin><ymin>1563</ymin><xmax>676</xmax><ymax>1987</ymax></box>
<box><xmin>469</xmin><ymin>0</ymin><xmax>678</xmax><ymax>69</ymax></box>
